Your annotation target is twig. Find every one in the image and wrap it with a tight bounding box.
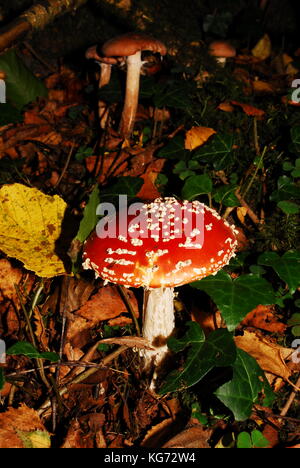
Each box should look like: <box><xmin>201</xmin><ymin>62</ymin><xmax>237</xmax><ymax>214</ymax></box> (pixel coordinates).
<box><xmin>242</xmin><ymin>146</ymin><xmax>267</xmax><ymax>199</ymax></box>
<box><xmin>117</xmin><ymin>285</ymin><xmax>141</xmax><ymax>336</ymax></box>
<box><xmin>14</xmin><ymin>283</ymin><xmax>51</xmax><ymax>390</ymax></box>
<box><xmin>280</xmin><ymin>375</ymin><xmax>300</xmax><ymax>417</ymax></box>
<box><xmin>54</xmin><ymin>142</ymin><xmax>75</xmax><ymax>189</ymax></box>
<box><xmin>38</xmin><ymin>345</ymin><xmax>128</xmax><ymax>417</ymax></box>
<box><xmin>23</xmin><ymin>41</ymin><xmax>56</xmax><ymax>73</ymax></box>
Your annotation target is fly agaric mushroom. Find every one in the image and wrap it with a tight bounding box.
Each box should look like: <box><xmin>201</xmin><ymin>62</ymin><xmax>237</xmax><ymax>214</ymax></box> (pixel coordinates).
<box><xmin>0</xmin><ymin>71</ymin><xmax>6</xmax><ymax>103</ymax></box>
<box><xmin>101</xmin><ymin>33</ymin><xmax>167</xmax><ymax>139</ymax></box>
<box><xmin>82</xmin><ymin>197</ymin><xmax>237</xmax><ymax>385</ymax></box>
<box><xmin>209</xmin><ymin>40</ymin><xmax>236</xmax><ymax>66</ymax></box>
<box><xmin>85</xmin><ymin>45</ymin><xmax>120</xmax><ymax>129</ymax></box>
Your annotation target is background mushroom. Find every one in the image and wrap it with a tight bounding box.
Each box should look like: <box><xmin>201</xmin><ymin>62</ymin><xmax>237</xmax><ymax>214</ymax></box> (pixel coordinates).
<box><xmin>209</xmin><ymin>40</ymin><xmax>236</xmax><ymax>66</ymax></box>
<box><xmin>101</xmin><ymin>33</ymin><xmax>167</xmax><ymax>139</ymax></box>
<box><xmin>85</xmin><ymin>45</ymin><xmax>119</xmax><ymax>129</ymax></box>
<box><xmin>83</xmin><ymin>197</ymin><xmax>237</xmax><ymax>387</ymax></box>
<box><xmin>0</xmin><ymin>71</ymin><xmax>6</xmax><ymax>103</ymax></box>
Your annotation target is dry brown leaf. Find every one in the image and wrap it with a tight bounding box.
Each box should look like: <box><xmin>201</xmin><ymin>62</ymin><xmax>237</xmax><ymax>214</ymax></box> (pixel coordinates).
<box><xmin>163</xmin><ymin>423</ymin><xmax>211</xmax><ymax>448</ymax></box>
<box><xmin>235</xmin><ymin>330</ymin><xmax>292</xmax><ymax>381</ymax></box>
<box><xmin>141</xmin><ymin>418</ymin><xmax>175</xmax><ymax>447</ymax></box>
<box><xmin>61</xmin><ymin>419</ymin><xmax>93</xmax><ymax>448</ymax></box>
<box><xmin>108</xmin><ymin>316</ymin><xmax>133</xmax><ymax>327</ymax></box>
<box><xmin>241</xmin><ymin>305</ymin><xmax>286</xmax><ymax>334</ymax></box>
<box><xmin>67</xmin><ymin>285</ymin><xmax>139</xmax><ymax>348</ymax></box>
<box><xmin>0</xmin><ymin>404</ymin><xmax>50</xmax><ymax>448</ymax></box>
<box><xmin>252</xmin><ymin>80</ymin><xmax>276</xmax><ymax>94</ymax></box>
<box><xmin>185</xmin><ymin>126</ymin><xmax>216</xmax><ymax>150</ymax></box>
<box><xmin>231</xmin><ymin>101</ymin><xmax>265</xmax><ymax>117</ymax></box>
<box><xmin>33</xmin><ymin>307</ymin><xmax>49</xmax><ymax>351</ymax></box>
<box><xmin>100</xmin><ymin>336</ymin><xmax>154</xmax><ymax>350</ymax></box>
<box><xmin>217</xmin><ymin>102</ymin><xmax>235</xmax><ymax>112</ymax></box>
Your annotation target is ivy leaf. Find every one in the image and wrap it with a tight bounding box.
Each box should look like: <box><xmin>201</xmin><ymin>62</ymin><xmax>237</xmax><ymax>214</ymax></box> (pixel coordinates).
<box><xmin>215</xmin><ymin>348</ymin><xmax>273</xmax><ymax>421</ymax></box>
<box><xmin>160</xmin><ymin>323</ymin><xmax>236</xmax><ymax>394</ymax></box>
<box><xmin>213</xmin><ymin>184</ymin><xmax>239</xmax><ymax>207</ymax></box>
<box><xmin>167</xmin><ymin>321</ymin><xmax>205</xmax><ymax>354</ymax></box>
<box><xmin>193</xmin><ymin>133</ymin><xmax>234</xmax><ymax>170</ymax></box>
<box><xmin>7</xmin><ymin>342</ymin><xmax>59</xmax><ymax>362</ymax></box>
<box><xmin>0</xmin><ymin>49</ymin><xmax>47</xmax><ymax>109</ymax></box>
<box><xmin>75</xmin><ymin>185</ymin><xmax>100</xmax><ymax>243</ymax></box>
<box><xmin>101</xmin><ymin>177</ymin><xmax>143</xmax><ymax>200</ymax></box>
<box><xmin>181</xmin><ymin>174</ymin><xmax>213</xmax><ymax>200</ymax></box>
<box><xmin>158</xmin><ymin>135</ymin><xmax>188</xmax><ymax>160</ymax></box>
<box><xmin>258</xmin><ymin>251</ymin><xmax>300</xmax><ymax>294</ymax></box>
<box><xmin>191</xmin><ymin>271</ymin><xmax>276</xmax><ymax>331</ymax></box>
<box><xmin>0</xmin><ymin>103</ymin><xmax>22</xmax><ymax>125</ymax></box>
<box><xmin>277</xmin><ymin>201</ymin><xmax>299</xmax><ymax>215</ymax></box>
<box><xmin>154</xmin><ymin>81</ymin><xmax>194</xmax><ymax>109</ymax></box>
<box><xmin>270</xmin><ymin>175</ymin><xmax>300</xmax><ymax>202</ymax></box>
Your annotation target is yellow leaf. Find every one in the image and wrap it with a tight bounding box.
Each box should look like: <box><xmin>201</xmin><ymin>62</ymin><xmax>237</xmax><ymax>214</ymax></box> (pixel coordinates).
<box><xmin>237</xmin><ymin>206</ymin><xmax>248</xmax><ymax>224</ymax></box>
<box><xmin>251</xmin><ymin>34</ymin><xmax>272</xmax><ymax>61</ymax></box>
<box><xmin>0</xmin><ymin>184</ymin><xmax>68</xmax><ymax>277</ymax></box>
<box><xmin>185</xmin><ymin>126</ymin><xmax>216</xmax><ymax>151</ymax></box>
<box><xmin>18</xmin><ymin>430</ymin><xmax>51</xmax><ymax>449</ymax></box>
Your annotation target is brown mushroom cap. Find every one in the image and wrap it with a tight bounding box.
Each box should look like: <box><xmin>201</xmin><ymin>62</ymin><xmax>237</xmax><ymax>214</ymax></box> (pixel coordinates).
<box><xmin>85</xmin><ymin>45</ymin><xmax>119</xmax><ymax>64</ymax></box>
<box><xmin>209</xmin><ymin>41</ymin><xmax>236</xmax><ymax>58</ymax></box>
<box><xmin>0</xmin><ymin>71</ymin><xmax>6</xmax><ymax>80</ymax></box>
<box><xmin>102</xmin><ymin>33</ymin><xmax>167</xmax><ymax>58</ymax></box>
<box><xmin>83</xmin><ymin>197</ymin><xmax>237</xmax><ymax>288</ymax></box>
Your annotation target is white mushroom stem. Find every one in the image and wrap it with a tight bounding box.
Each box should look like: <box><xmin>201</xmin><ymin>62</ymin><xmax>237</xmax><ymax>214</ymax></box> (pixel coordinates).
<box><xmin>141</xmin><ymin>286</ymin><xmax>175</xmax><ymax>373</ymax></box>
<box><xmin>119</xmin><ymin>50</ymin><xmax>143</xmax><ymax>138</ymax></box>
<box><xmin>216</xmin><ymin>57</ymin><xmax>226</xmax><ymax>67</ymax></box>
<box><xmin>98</xmin><ymin>63</ymin><xmax>112</xmax><ymax>129</ymax></box>
<box><xmin>0</xmin><ymin>79</ymin><xmax>6</xmax><ymax>103</ymax></box>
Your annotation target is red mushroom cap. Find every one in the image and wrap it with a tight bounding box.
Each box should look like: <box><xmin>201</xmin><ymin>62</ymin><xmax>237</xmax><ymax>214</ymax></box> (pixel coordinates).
<box><xmin>209</xmin><ymin>41</ymin><xmax>236</xmax><ymax>58</ymax></box>
<box><xmin>83</xmin><ymin>198</ymin><xmax>237</xmax><ymax>289</ymax></box>
<box><xmin>102</xmin><ymin>33</ymin><xmax>167</xmax><ymax>58</ymax></box>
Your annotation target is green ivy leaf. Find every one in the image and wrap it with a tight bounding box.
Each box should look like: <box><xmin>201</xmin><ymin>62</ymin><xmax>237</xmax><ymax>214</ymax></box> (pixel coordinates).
<box><xmin>0</xmin><ymin>50</ymin><xmax>47</xmax><ymax>109</ymax></box>
<box><xmin>167</xmin><ymin>321</ymin><xmax>205</xmax><ymax>354</ymax></box>
<box><xmin>0</xmin><ymin>103</ymin><xmax>22</xmax><ymax>125</ymax></box>
<box><xmin>251</xmin><ymin>429</ymin><xmax>270</xmax><ymax>448</ymax></box>
<box><xmin>277</xmin><ymin>200</ymin><xmax>299</xmax><ymax>215</ymax></box>
<box><xmin>215</xmin><ymin>348</ymin><xmax>273</xmax><ymax>421</ymax></box>
<box><xmin>75</xmin><ymin>185</ymin><xmax>100</xmax><ymax>243</ymax></box>
<box><xmin>101</xmin><ymin>176</ymin><xmax>143</xmax><ymax>200</ymax></box>
<box><xmin>270</xmin><ymin>175</ymin><xmax>300</xmax><ymax>202</ymax></box>
<box><xmin>288</xmin><ymin>313</ymin><xmax>300</xmax><ymax>326</ymax></box>
<box><xmin>237</xmin><ymin>431</ymin><xmax>252</xmax><ymax>449</ymax></box>
<box><xmin>213</xmin><ymin>184</ymin><xmax>239</xmax><ymax>207</ymax></box>
<box><xmin>158</xmin><ymin>135</ymin><xmax>188</xmax><ymax>160</ymax></box>
<box><xmin>154</xmin><ymin>81</ymin><xmax>194</xmax><ymax>109</ymax></box>
<box><xmin>191</xmin><ymin>271</ymin><xmax>276</xmax><ymax>331</ymax></box>
<box><xmin>160</xmin><ymin>323</ymin><xmax>236</xmax><ymax>394</ymax></box>
<box><xmin>258</xmin><ymin>250</ymin><xmax>300</xmax><ymax>294</ymax></box>
<box><xmin>6</xmin><ymin>342</ymin><xmax>59</xmax><ymax>362</ymax></box>
<box><xmin>181</xmin><ymin>174</ymin><xmax>213</xmax><ymax>200</ymax></box>
<box><xmin>193</xmin><ymin>133</ymin><xmax>234</xmax><ymax>170</ymax></box>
